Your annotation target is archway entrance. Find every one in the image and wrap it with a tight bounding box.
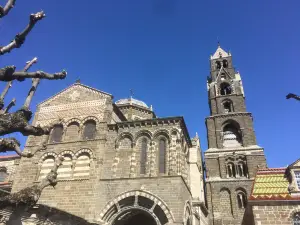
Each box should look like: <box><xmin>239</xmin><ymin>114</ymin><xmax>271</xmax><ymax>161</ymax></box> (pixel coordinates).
<box><xmin>113</xmin><ymin>209</ymin><xmax>157</xmax><ymax>225</ymax></box>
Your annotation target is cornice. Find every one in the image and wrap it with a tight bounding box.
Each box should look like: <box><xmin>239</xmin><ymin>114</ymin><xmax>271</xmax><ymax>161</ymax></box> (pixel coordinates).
<box><xmin>205</xmin><ymin>178</ymin><xmax>254</xmax><ymax>183</ymax></box>
<box><xmin>205</xmin><ymin>146</ymin><xmax>264</xmax><ymax>155</ymax></box>
<box><xmin>108</xmin><ymin>116</ymin><xmax>192</xmax><ymax>146</ymax></box>
<box><xmin>206</xmin><ymin>112</ymin><xmax>252</xmax><ymax>120</ymax></box>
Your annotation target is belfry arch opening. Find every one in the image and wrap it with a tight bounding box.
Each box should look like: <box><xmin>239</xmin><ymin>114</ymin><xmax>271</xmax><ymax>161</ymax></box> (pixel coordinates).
<box><xmin>220</xmin><ymin>82</ymin><xmax>232</xmax><ymax>95</ymax></box>
<box><xmin>222</xmin><ymin>121</ymin><xmax>242</xmax><ymax>148</ymax></box>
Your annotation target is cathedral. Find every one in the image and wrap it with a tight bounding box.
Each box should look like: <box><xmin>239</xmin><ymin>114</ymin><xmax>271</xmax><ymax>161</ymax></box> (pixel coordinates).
<box><xmin>0</xmin><ymin>45</ymin><xmax>300</xmax><ymax>225</ymax></box>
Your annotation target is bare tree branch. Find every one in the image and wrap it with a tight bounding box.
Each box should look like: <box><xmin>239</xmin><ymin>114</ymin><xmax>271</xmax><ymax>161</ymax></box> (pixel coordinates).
<box><xmin>0</xmin><ymin>157</ymin><xmax>63</xmax><ymax>209</ymax></box>
<box><xmin>0</xmin><ymin>108</ymin><xmax>51</xmax><ymax>136</ymax></box>
<box><xmin>0</xmin><ymin>0</ymin><xmax>16</xmax><ymax>18</ymax></box>
<box><xmin>0</xmin><ymin>137</ymin><xmax>32</xmax><ymax>157</ymax></box>
<box><xmin>1</xmin><ymin>98</ymin><xmax>16</xmax><ymax>114</ymax></box>
<box><xmin>0</xmin><ymin>11</ymin><xmax>45</xmax><ymax>55</ymax></box>
<box><xmin>0</xmin><ymin>58</ymin><xmax>38</xmax><ymax>110</ymax></box>
<box><xmin>0</xmin><ymin>66</ymin><xmax>67</xmax><ymax>81</ymax></box>
<box><xmin>286</xmin><ymin>93</ymin><xmax>300</xmax><ymax>101</ymax></box>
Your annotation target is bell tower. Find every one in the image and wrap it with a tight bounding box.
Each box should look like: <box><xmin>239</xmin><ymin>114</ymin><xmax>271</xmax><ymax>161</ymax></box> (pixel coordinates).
<box><xmin>204</xmin><ymin>45</ymin><xmax>267</xmax><ymax>225</ymax></box>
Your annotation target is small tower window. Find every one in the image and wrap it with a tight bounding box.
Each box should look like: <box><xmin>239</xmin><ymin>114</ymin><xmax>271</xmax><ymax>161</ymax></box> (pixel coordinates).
<box><xmin>237</xmin><ymin>192</ymin><xmax>247</xmax><ymax>209</ymax></box>
<box><xmin>237</xmin><ymin>162</ymin><xmax>248</xmax><ymax>177</ymax></box>
<box><xmin>293</xmin><ymin>212</ymin><xmax>300</xmax><ymax>225</ymax></box>
<box><xmin>226</xmin><ymin>162</ymin><xmax>236</xmax><ymax>178</ymax></box>
<box><xmin>216</xmin><ymin>61</ymin><xmax>221</xmax><ymax>70</ymax></box>
<box><xmin>220</xmin><ymin>83</ymin><xmax>232</xmax><ymax>95</ymax></box>
<box><xmin>223</xmin><ymin>60</ymin><xmax>228</xmax><ymax>68</ymax></box>
<box><xmin>223</xmin><ymin>100</ymin><xmax>233</xmax><ymax>113</ymax></box>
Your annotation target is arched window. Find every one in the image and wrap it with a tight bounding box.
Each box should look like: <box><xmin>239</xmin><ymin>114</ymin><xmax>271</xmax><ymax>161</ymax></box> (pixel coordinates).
<box><xmin>216</xmin><ymin>61</ymin><xmax>222</xmax><ymax>69</ymax></box>
<box><xmin>0</xmin><ymin>167</ymin><xmax>8</xmax><ymax>182</ymax></box>
<box><xmin>223</xmin><ymin>100</ymin><xmax>233</xmax><ymax>113</ymax></box>
<box><xmin>223</xmin><ymin>59</ymin><xmax>228</xmax><ymax>68</ymax></box>
<box><xmin>65</xmin><ymin>122</ymin><xmax>80</xmax><ymax>141</ymax></box>
<box><xmin>293</xmin><ymin>212</ymin><xmax>300</xmax><ymax>225</ymax></box>
<box><xmin>57</xmin><ymin>154</ymin><xmax>73</xmax><ymax>179</ymax></box>
<box><xmin>140</xmin><ymin>138</ymin><xmax>147</xmax><ymax>174</ymax></box>
<box><xmin>159</xmin><ymin>139</ymin><xmax>166</xmax><ymax>174</ymax></box>
<box><xmin>50</xmin><ymin>125</ymin><xmax>63</xmax><ymax>143</ymax></box>
<box><xmin>226</xmin><ymin>162</ymin><xmax>236</xmax><ymax>178</ymax></box>
<box><xmin>74</xmin><ymin>153</ymin><xmax>91</xmax><ymax>177</ymax></box>
<box><xmin>237</xmin><ymin>192</ymin><xmax>247</xmax><ymax>209</ymax></box>
<box><xmin>83</xmin><ymin>120</ymin><xmax>96</xmax><ymax>140</ymax></box>
<box><xmin>223</xmin><ymin>122</ymin><xmax>242</xmax><ymax>148</ymax></box>
<box><xmin>237</xmin><ymin>162</ymin><xmax>248</xmax><ymax>177</ymax></box>
<box><xmin>39</xmin><ymin>156</ymin><xmax>55</xmax><ymax>180</ymax></box>
<box><xmin>220</xmin><ymin>83</ymin><xmax>232</xmax><ymax>95</ymax></box>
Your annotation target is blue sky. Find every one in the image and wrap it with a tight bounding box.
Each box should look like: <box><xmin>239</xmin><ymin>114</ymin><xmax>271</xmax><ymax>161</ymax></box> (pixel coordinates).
<box><xmin>0</xmin><ymin>0</ymin><xmax>299</xmax><ymax>167</ymax></box>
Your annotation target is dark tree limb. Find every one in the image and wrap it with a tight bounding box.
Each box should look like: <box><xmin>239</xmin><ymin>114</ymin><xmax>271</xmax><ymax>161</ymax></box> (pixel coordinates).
<box><xmin>0</xmin><ymin>108</ymin><xmax>51</xmax><ymax>136</ymax></box>
<box><xmin>0</xmin><ymin>11</ymin><xmax>45</xmax><ymax>55</ymax></box>
<box><xmin>286</xmin><ymin>93</ymin><xmax>300</xmax><ymax>101</ymax></box>
<box><xmin>0</xmin><ymin>58</ymin><xmax>38</xmax><ymax>111</ymax></box>
<box><xmin>0</xmin><ymin>137</ymin><xmax>32</xmax><ymax>157</ymax></box>
<box><xmin>0</xmin><ymin>157</ymin><xmax>63</xmax><ymax>209</ymax></box>
<box><xmin>0</xmin><ymin>66</ymin><xmax>66</xmax><ymax>81</ymax></box>
<box><xmin>2</xmin><ymin>98</ymin><xmax>16</xmax><ymax>113</ymax></box>
<box><xmin>0</xmin><ymin>0</ymin><xmax>16</xmax><ymax>18</ymax></box>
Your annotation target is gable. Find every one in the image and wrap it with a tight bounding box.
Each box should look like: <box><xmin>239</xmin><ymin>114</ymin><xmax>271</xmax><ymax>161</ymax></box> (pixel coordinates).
<box><xmin>35</xmin><ymin>83</ymin><xmax>113</xmax><ymax>125</ymax></box>
<box><xmin>39</xmin><ymin>83</ymin><xmax>112</xmax><ymax>107</ymax></box>
<box><xmin>289</xmin><ymin>158</ymin><xmax>300</xmax><ymax>168</ymax></box>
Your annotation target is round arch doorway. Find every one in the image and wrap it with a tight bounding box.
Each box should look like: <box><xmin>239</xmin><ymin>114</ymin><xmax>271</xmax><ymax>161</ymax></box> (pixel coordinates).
<box><xmin>113</xmin><ymin>208</ymin><xmax>157</xmax><ymax>225</ymax></box>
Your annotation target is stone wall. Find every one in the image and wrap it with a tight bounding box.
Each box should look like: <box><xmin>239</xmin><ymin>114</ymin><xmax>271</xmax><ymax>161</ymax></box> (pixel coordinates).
<box><xmin>251</xmin><ymin>202</ymin><xmax>300</xmax><ymax>225</ymax></box>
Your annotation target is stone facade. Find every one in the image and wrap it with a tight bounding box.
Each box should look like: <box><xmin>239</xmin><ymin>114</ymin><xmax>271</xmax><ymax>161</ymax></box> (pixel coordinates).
<box><xmin>7</xmin><ymin>82</ymin><xmax>208</xmax><ymax>225</ymax></box>
<box><xmin>204</xmin><ymin>45</ymin><xmax>267</xmax><ymax>225</ymax></box>
<box><xmin>2</xmin><ymin>46</ymin><xmax>299</xmax><ymax>225</ymax></box>
<box><xmin>251</xmin><ymin>204</ymin><xmax>300</xmax><ymax>225</ymax></box>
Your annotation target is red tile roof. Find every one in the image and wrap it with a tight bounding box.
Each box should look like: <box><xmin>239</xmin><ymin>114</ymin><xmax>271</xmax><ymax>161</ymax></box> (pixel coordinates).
<box><xmin>249</xmin><ymin>167</ymin><xmax>300</xmax><ymax>201</ymax></box>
